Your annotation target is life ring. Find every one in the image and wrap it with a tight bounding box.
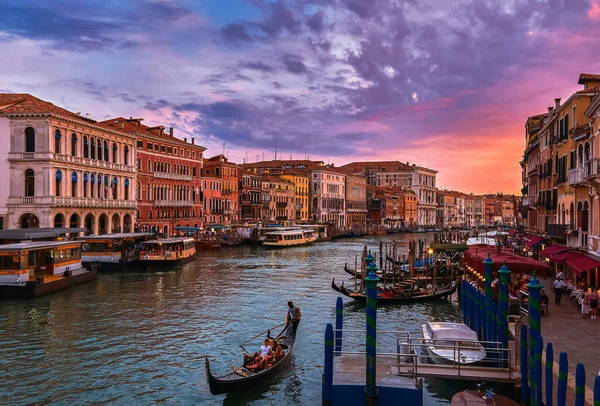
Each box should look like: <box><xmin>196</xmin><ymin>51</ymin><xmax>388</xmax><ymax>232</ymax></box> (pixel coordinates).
<box><xmin>144</xmin><ymin>255</ymin><xmax>149</xmax><ymax>260</ymax></box>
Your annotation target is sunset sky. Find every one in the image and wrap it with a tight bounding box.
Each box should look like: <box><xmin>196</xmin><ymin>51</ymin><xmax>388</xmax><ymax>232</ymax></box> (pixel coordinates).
<box><xmin>2</xmin><ymin>0</ymin><xmax>600</xmax><ymax>194</ymax></box>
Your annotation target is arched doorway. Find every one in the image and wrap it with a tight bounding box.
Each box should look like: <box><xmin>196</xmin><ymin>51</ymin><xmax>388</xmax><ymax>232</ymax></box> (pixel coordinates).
<box><xmin>583</xmin><ymin>201</ymin><xmax>589</xmax><ymax>232</ymax></box>
<box><xmin>111</xmin><ymin>213</ymin><xmax>120</xmax><ymax>233</ymax></box>
<box><xmin>98</xmin><ymin>213</ymin><xmax>108</xmax><ymax>234</ymax></box>
<box><xmin>569</xmin><ymin>203</ymin><xmax>575</xmax><ymax>227</ymax></box>
<box><xmin>123</xmin><ymin>214</ymin><xmax>132</xmax><ymax>233</ymax></box>
<box><xmin>84</xmin><ymin>213</ymin><xmax>94</xmax><ymax>235</ymax></box>
<box><xmin>19</xmin><ymin>213</ymin><xmax>39</xmax><ymax>228</ymax></box>
<box><xmin>577</xmin><ymin>201</ymin><xmax>583</xmax><ymax>229</ymax></box>
<box><xmin>69</xmin><ymin>213</ymin><xmax>80</xmax><ymax>229</ymax></box>
<box><xmin>54</xmin><ymin>214</ymin><xmax>64</xmax><ymax>228</ymax></box>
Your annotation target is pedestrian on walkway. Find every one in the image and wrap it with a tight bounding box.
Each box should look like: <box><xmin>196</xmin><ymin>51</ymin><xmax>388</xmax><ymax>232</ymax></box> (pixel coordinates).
<box><xmin>553</xmin><ymin>277</ymin><xmax>566</xmax><ymax>305</ymax></box>
<box><xmin>587</xmin><ymin>287</ymin><xmax>599</xmax><ymax>320</ymax></box>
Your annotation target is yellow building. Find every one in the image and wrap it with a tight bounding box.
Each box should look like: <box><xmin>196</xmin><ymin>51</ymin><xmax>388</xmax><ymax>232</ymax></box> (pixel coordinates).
<box><xmin>281</xmin><ymin>169</ymin><xmax>309</xmax><ymax>222</ymax></box>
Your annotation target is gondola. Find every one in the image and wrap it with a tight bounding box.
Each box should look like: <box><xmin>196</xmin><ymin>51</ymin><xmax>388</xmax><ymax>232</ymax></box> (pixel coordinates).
<box><xmin>344</xmin><ymin>263</ymin><xmax>405</xmax><ymax>279</ymax></box>
<box><xmin>205</xmin><ymin>321</ymin><xmax>297</xmax><ymax>395</ymax></box>
<box><xmin>386</xmin><ymin>255</ymin><xmax>406</xmax><ymax>266</ymax></box>
<box><xmin>331</xmin><ymin>278</ymin><xmax>456</xmax><ymax>304</ymax></box>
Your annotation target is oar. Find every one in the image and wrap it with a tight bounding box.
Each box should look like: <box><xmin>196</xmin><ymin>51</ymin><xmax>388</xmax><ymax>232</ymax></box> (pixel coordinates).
<box><xmin>238</xmin><ymin>321</ymin><xmax>289</xmax><ymax>348</ymax></box>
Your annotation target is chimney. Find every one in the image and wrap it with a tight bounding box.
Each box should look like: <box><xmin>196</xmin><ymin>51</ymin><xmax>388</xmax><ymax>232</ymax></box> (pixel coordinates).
<box><xmin>406</xmin><ymin>161</ymin><xmax>409</xmax><ymax>166</ymax></box>
<box><xmin>184</xmin><ymin>137</ymin><xmax>188</xmax><ymax>143</ymax></box>
<box><xmin>547</xmin><ymin>106</ymin><xmax>553</xmax><ymax>113</ymax></box>
<box><xmin>554</xmin><ymin>98</ymin><xmax>561</xmax><ymax>110</ymax></box>
<box><xmin>192</xmin><ymin>138</ymin><xmax>195</xmax><ymax>145</ymax></box>
<box><xmin>169</xmin><ymin>127</ymin><xmax>173</xmax><ymax>137</ymax></box>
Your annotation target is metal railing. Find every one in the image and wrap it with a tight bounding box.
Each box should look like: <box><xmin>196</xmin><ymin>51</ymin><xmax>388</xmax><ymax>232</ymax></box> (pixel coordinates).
<box><xmin>568</xmin><ymin>167</ymin><xmax>584</xmax><ymax>185</ymax></box>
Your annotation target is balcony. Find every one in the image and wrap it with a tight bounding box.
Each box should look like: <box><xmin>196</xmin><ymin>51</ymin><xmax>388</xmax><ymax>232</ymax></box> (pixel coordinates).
<box><xmin>527</xmin><ymin>165</ymin><xmax>538</xmax><ymax>175</ymax></box>
<box><xmin>276</xmin><ymin>202</ymin><xmax>288</xmax><ymax>208</ymax></box>
<box><xmin>295</xmin><ymin>204</ymin><xmax>303</xmax><ymax>210</ymax></box>
<box><xmin>568</xmin><ymin>167</ymin><xmax>584</xmax><ymax>185</ymax></box>
<box><xmin>153</xmin><ymin>200</ymin><xmax>193</xmax><ymax>207</ymax></box>
<box><xmin>8</xmin><ymin>196</ymin><xmax>138</xmax><ymax>208</ymax></box>
<box><xmin>584</xmin><ymin>158</ymin><xmax>600</xmax><ymax>179</ymax></box>
<box><xmin>522</xmin><ymin>196</ymin><xmax>539</xmax><ymax>207</ymax></box>
<box><xmin>154</xmin><ymin>172</ymin><xmax>192</xmax><ymax>181</ymax></box>
<box><xmin>547</xmin><ymin>223</ymin><xmax>571</xmax><ymax>239</ymax></box>
<box><xmin>212</xmin><ymin>209</ymin><xmax>224</xmax><ymax>214</ymax></box>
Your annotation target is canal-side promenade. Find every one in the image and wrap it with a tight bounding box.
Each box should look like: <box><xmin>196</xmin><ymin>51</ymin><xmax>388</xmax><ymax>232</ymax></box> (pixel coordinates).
<box><xmin>538</xmin><ymin>276</ymin><xmax>597</xmax><ymax>406</ymax></box>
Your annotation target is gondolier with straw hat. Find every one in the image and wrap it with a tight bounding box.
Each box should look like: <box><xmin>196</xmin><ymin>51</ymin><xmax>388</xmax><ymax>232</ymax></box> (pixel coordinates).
<box><xmin>287</xmin><ymin>301</ymin><xmax>301</xmax><ymax>336</ymax></box>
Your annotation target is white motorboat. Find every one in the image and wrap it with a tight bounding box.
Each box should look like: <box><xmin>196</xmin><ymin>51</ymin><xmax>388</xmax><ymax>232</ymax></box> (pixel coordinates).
<box><xmin>421</xmin><ymin>322</ymin><xmax>486</xmax><ymax>365</ymax></box>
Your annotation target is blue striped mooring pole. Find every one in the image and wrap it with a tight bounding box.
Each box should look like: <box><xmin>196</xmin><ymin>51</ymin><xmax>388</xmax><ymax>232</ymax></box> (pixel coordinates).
<box><xmin>545</xmin><ymin>343</ymin><xmax>553</xmax><ymax>406</ymax></box>
<box><xmin>498</xmin><ymin>261</ymin><xmax>511</xmax><ymax>365</ymax></box>
<box><xmin>557</xmin><ymin>352</ymin><xmax>568</xmax><ymax>406</ymax></box>
<box><xmin>323</xmin><ymin>323</ymin><xmax>334</xmax><ymax>406</ymax></box>
<box><xmin>575</xmin><ymin>363</ymin><xmax>586</xmax><ymax>406</ymax></box>
<box><xmin>365</xmin><ymin>263</ymin><xmax>380</xmax><ymax>405</ymax></box>
<box><xmin>335</xmin><ymin>297</ymin><xmax>343</xmax><ymax>356</ymax></box>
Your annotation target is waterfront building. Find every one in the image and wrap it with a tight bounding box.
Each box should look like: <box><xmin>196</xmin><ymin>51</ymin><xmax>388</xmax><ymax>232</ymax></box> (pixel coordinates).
<box><xmin>521</xmin><ymin>113</ymin><xmax>547</xmax><ymax>231</ymax></box>
<box><xmin>464</xmin><ymin>194</ymin><xmax>484</xmax><ymax>227</ymax></box>
<box><xmin>339</xmin><ymin>171</ymin><xmax>367</xmax><ymax>229</ymax></box>
<box><xmin>100</xmin><ymin>117</ymin><xmax>205</xmax><ymax>236</ymax></box>
<box><xmin>403</xmin><ymin>189</ymin><xmax>418</xmax><ymax>227</ymax></box>
<box><xmin>366</xmin><ymin>186</ymin><xmax>413</xmax><ymax>228</ymax></box>
<box><xmin>0</xmin><ymin>94</ymin><xmax>137</xmax><ymax>233</ymax></box>
<box><xmin>239</xmin><ymin>170</ymin><xmax>263</xmax><ymax>223</ymax></box>
<box><xmin>280</xmin><ymin>169</ymin><xmax>310</xmax><ymax>222</ymax></box>
<box><xmin>201</xmin><ymin>173</ymin><xmax>224</xmax><ymax>226</ymax></box>
<box><xmin>436</xmin><ymin>191</ymin><xmax>458</xmax><ymax>228</ymax></box>
<box><xmin>204</xmin><ymin>155</ymin><xmax>240</xmax><ymax>225</ymax></box>
<box><xmin>339</xmin><ymin>161</ymin><xmax>437</xmax><ymax>226</ymax></box>
<box><xmin>261</xmin><ymin>175</ymin><xmax>295</xmax><ymax>224</ymax></box>
<box><xmin>585</xmin><ymin>85</ymin><xmax>600</xmax><ymax>254</ymax></box>
<box><xmin>310</xmin><ymin>166</ymin><xmax>346</xmax><ymax>226</ymax></box>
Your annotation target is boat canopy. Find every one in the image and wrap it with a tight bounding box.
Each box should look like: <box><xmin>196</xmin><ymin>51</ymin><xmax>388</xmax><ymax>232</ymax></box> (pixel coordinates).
<box><xmin>429</xmin><ymin>243</ymin><xmax>468</xmax><ymax>253</ymax></box>
<box><xmin>428</xmin><ymin>322</ymin><xmax>478</xmax><ymax>341</ymax></box>
<box><xmin>174</xmin><ymin>226</ymin><xmax>201</xmax><ymax>232</ymax></box>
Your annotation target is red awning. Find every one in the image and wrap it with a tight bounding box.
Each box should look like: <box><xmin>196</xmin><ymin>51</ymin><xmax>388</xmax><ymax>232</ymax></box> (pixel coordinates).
<box><xmin>541</xmin><ymin>245</ymin><xmax>569</xmax><ymax>258</ymax></box>
<box><xmin>526</xmin><ymin>237</ymin><xmax>543</xmax><ymax>248</ymax></box>
<box><xmin>565</xmin><ymin>255</ymin><xmax>600</xmax><ymax>276</ymax></box>
<box><xmin>550</xmin><ymin>251</ymin><xmax>583</xmax><ymax>264</ymax></box>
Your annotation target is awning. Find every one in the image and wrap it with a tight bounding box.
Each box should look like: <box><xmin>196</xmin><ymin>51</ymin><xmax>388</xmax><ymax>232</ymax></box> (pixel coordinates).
<box><xmin>540</xmin><ymin>244</ymin><xmax>569</xmax><ymax>258</ymax></box>
<box><xmin>526</xmin><ymin>236</ymin><xmax>543</xmax><ymax>248</ymax></box>
<box><xmin>550</xmin><ymin>251</ymin><xmax>583</xmax><ymax>264</ymax></box>
<box><xmin>565</xmin><ymin>255</ymin><xmax>600</xmax><ymax>276</ymax></box>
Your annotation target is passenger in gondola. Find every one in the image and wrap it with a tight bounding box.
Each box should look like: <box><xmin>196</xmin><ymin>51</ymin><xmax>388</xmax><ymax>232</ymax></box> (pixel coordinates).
<box><xmin>257</xmin><ymin>339</ymin><xmax>273</xmax><ymax>369</ymax></box>
<box><xmin>270</xmin><ymin>340</ymin><xmax>283</xmax><ymax>364</ymax></box>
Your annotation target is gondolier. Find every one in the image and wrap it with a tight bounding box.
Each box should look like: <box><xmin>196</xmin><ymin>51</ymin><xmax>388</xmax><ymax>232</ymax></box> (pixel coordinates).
<box><xmin>287</xmin><ymin>301</ymin><xmax>301</xmax><ymax>336</ymax></box>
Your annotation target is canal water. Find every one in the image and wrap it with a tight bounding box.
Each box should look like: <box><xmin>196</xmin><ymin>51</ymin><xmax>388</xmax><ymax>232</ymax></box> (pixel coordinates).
<box><xmin>0</xmin><ymin>234</ymin><xmax>516</xmax><ymax>405</ymax></box>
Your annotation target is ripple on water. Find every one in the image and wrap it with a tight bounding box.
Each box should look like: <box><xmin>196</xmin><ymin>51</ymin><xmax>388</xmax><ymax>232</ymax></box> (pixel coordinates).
<box><xmin>0</xmin><ymin>236</ymin><xmax>494</xmax><ymax>405</ymax></box>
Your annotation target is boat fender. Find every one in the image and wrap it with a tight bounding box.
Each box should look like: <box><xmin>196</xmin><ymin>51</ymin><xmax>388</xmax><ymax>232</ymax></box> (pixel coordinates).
<box><xmin>144</xmin><ymin>255</ymin><xmax>149</xmax><ymax>260</ymax></box>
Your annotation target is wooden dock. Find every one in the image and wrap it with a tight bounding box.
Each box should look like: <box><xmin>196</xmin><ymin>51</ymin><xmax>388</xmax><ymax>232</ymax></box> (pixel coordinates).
<box><xmin>333</xmin><ymin>355</ymin><xmax>417</xmax><ymax>389</ymax></box>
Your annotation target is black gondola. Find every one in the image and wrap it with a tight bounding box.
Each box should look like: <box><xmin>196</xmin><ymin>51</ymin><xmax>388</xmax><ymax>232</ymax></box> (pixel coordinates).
<box><xmin>205</xmin><ymin>321</ymin><xmax>298</xmax><ymax>395</ymax></box>
<box><xmin>386</xmin><ymin>255</ymin><xmax>406</xmax><ymax>266</ymax></box>
<box><xmin>331</xmin><ymin>278</ymin><xmax>456</xmax><ymax>304</ymax></box>
<box><xmin>344</xmin><ymin>263</ymin><xmax>405</xmax><ymax>279</ymax></box>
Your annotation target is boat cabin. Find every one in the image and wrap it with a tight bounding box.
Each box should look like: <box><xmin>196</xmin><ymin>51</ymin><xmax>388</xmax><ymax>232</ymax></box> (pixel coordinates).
<box><xmin>424</xmin><ymin>322</ymin><xmax>480</xmax><ymax>346</ymax></box>
<box><xmin>0</xmin><ymin>241</ymin><xmax>84</xmax><ymax>284</ymax></box>
<box><xmin>263</xmin><ymin>229</ymin><xmax>315</xmax><ymax>246</ymax></box>
<box><xmin>140</xmin><ymin>237</ymin><xmax>196</xmax><ymax>261</ymax></box>
<box><xmin>79</xmin><ymin>233</ymin><xmax>152</xmax><ymax>268</ymax></box>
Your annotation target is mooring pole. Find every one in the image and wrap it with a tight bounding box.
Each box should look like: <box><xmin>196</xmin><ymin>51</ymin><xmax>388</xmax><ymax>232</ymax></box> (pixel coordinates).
<box><xmin>335</xmin><ymin>297</ymin><xmax>343</xmax><ymax>356</ymax></box>
<box><xmin>575</xmin><ymin>363</ymin><xmax>586</xmax><ymax>406</ymax></box>
<box><xmin>323</xmin><ymin>323</ymin><xmax>333</xmax><ymax>406</ymax></box>
<box><xmin>546</xmin><ymin>343</ymin><xmax>554</xmax><ymax>406</ymax></box>
<box><xmin>365</xmin><ymin>263</ymin><xmax>380</xmax><ymax>405</ymax></box>
<box><xmin>498</xmin><ymin>261</ymin><xmax>511</xmax><ymax>365</ymax></box>
<box><xmin>557</xmin><ymin>352</ymin><xmax>568</xmax><ymax>406</ymax></box>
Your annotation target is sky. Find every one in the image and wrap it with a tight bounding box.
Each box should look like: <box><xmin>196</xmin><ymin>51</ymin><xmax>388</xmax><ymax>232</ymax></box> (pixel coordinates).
<box><xmin>1</xmin><ymin>0</ymin><xmax>600</xmax><ymax>195</ymax></box>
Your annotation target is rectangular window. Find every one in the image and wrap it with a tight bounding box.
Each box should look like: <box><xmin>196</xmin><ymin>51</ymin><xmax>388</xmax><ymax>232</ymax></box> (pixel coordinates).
<box><xmin>147</xmin><ymin>142</ymin><xmax>152</xmax><ymax>150</ymax></box>
<box><xmin>173</xmin><ymin>148</ymin><xmax>177</xmax><ymax>155</ymax></box>
<box><xmin>181</xmin><ymin>149</ymin><xmax>184</xmax><ymax>156</ymax></box>
<box><xmin>187</xmin><ymin>150</ymin><xmax>190</xmax><ymax>157</ymax></box>
<box><xmin>154</xmin><ymin>144</ymin><xmax>158</xmax><ymax>151</ymax></box>
<box><xmin>160</xmin><ymin>145</ymin><xmax>165</xmax><ymax>153</ymax></box>
<box><xmin>192</xmin><ymin>151</ymin><xmax>196</xmax><ymax>158</ymax></box>
<box><xmin>137</xmin><ymin>140</ymin><xmax>143</xmax><ymax>148</ymax></box>
<box><xmin>167</xmin><ymin>147</ymin><xmax>172</xmax><ymax>154</ymax></box>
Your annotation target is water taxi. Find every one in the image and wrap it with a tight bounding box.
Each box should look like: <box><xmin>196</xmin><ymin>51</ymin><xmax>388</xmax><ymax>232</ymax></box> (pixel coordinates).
<box><xmin>138</xmin><ymin>237</ymin><xmax>196</xmax><ymax>264</ymax></box>
<box><xmin>79</xmin><ymin>232</ymin><xmax>152</xmax><ymax>270</ymax></box>
<box><xmin>263</xmin><ymin>229</ymin><xmax>316</xmax><ymax>247</ymax></box>
<box><xmin>0</xmin><ymin>241</ymin><xmax>97</xmax><ymax>298</ymax></box>
<box><xmin>421</xmin><ymin>322</ymin><xmax>486</xmax><ymax>365</ymax></box>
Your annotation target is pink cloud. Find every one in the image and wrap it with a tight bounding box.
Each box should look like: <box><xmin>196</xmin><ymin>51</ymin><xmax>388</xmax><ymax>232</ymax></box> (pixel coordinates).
<box><xmin>589</xmin><ymin>0</ymin><xmax>600</xmax><ymax>20</ymax></box>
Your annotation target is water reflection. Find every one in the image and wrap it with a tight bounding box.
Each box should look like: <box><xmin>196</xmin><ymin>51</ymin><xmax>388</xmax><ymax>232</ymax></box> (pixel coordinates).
<box><xmin>0</xmin><ymin>234</ymin><xmax>504</xmax><ymax>405</ymax></box>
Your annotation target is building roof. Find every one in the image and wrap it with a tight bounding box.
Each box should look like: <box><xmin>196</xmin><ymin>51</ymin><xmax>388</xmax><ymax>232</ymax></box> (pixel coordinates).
<box><xmin>575</xmin><ymin>84</ymin><xmax>600</xmax><ymax>94</ymax></box>
<box><xmin>0</xmin><ymin>227</ymin><xmax>86</xmax><ymax>240</ymax></box>
<box><xmin>578</xmin><ymin>73</ymin><xmax>600</xmax><ymax>85</ymax></box>
<box><xmin>261</xmin><ymin>173</ymin><xmax>294</xmax><ymax>184</ymax></box>
<box><xmin>242</xmin><ymin>159</ymin><xmax>324</xmax><ymax>169</ymax></box>
<box><xmin>100</xmin><ymin>117</ymin><xmax>206</xmax><ymax>151</ymax></box>
<box><xmin>0</xmin><ymin>93</ymin><xmax>96</xmax><ymax>123</ymax></box>
<box><xmin>340</xmin><ymin>161</ymin><xmax>412</xmax><ymax>172</ymax></box>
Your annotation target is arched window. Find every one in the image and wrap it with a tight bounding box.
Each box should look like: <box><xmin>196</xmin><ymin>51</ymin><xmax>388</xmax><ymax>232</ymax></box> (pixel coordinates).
<box><xmin>90</xmin><ymin>138</ymin><xmax>96</xmax><ymax>159</ymax></box>
<box><xmin>137</xmin><ymin>158</ymin><xmax>141</xmax><ymax>171</ymax></box>
<box><xmin>71</xmin><ymin>133</ymin><xmax>77</xmax><ymax>156</ymax></box>
<box><xmin>112</xmin><ymin>143</ymin><xmax>118</xmax><ymax>163</ymax></box>
<box><xmin>146</xmin><ymin>182</ymin><xmax>151</xmax><ymax>200</ymax></box>
<box><xmin>55</xmin><ymin>169</ymin><xmax>62</xmax><ymax>196</ymax></box>
<box><xmin>71</xmin><ymin>171</ymin><xmax>78</xmax><ymax>197</ymax></box>
<box><xmin>124</xmin><ymin>178</ymin><xmax>130</xmax><ymax>200</ymax></box>
<box><xmin>25</xmin><ymin>127</ymin><xmax>35</xmax><ymax>152</ymax></box>
<box><xmin>124</xmin><ymin>146</ymin><xmax>129</xmax><ymax>166</ymax></box>
<box><xmin>25</xmin><ymin>169</ymin><xmax>35</xmax><ymax>197</ymax></box>
<box><xmin>90</xmin><ymin>173</ymin><xmax>95</xmax><ymax>198</ymax></box>
<box><xmin>137</xmin><ymin>182</ymin><xmax>141</xmax><ymax>200</ymax></box>
<box><xmin>54</xmin><ymin>130</ymin><xmax>61</xmax><ymax>153</ymax></box>
<box><xmin>192</xmin><ymin>166</ymin><xmax>197</xmax><ymax>177</ymax></box>
<box><xmin>153</xmin><ymin>161</ymin><xmax>157</xmax><ymax>172</ymax></box>
<box><xmin>149</xmin><ymin>209</ymin><xmax>153</xmax><ymax>220</ymax></box>
<box><xmin>83</xmin><ymin>172</ymin><xmax>89</xmax><ymax>197</ymax></box>
<box><xmin>97</xmin><ymin>138</ymin><xmax>102</xmax><ymax>161</ymax></box>
<box><xmin>112</xmin><ymin>176</ymin><xmax>118</xmax><ymax>199</ymax></box>
<box><xmin>103</xmin><ymin>141</ymin><xmax>109</xmax><ymax>162</ymax></box>
<box><xmin>83</xmin><ymin>136</ymin><xmax>89</xmax><ymax>158</ymax></box>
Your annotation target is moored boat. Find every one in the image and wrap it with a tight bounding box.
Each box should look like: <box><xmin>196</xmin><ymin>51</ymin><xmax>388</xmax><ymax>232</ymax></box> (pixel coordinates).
<box><xmin>451</xmin><ymin>389</ymin><xmax>519</xmax><ymax>405</ymax></box>
<box><xmin>138</xmin><ymin>237</ymin><xmax>196</xmax><ymax>264</ymax></box>
<box><xmin>421</xmin><ymin>321</ymin><xmax>486</xmax><ymax>365</ymax></box>
<box><xmin>205</xmin><ymin>321</ymin><xmax>298</xmax><ymax>395</ymax></box>
<box><xmin>263</xmin><ymin>229</ymin><xmax>316</xmax><ymax>247</ymax></box>
<box><xmin>0</xmin><ymin>241</ymin><xmax>97</xmax><ymax>298</ymax></box>
<box><xmin>331</xmin><ymin>278</ymin><xmax>456</xmax><ymax>303</ymax></box>
<box><xmin>343</xmin><ymin>263</ymin><xmax>405</xmax><ymax>279</ymax></box>
<box><xmin>79</xmin><ymin>232</ymin><xmax>152</xmax><ymax>270</ymax></box>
